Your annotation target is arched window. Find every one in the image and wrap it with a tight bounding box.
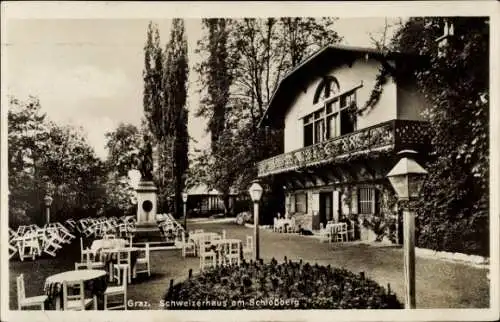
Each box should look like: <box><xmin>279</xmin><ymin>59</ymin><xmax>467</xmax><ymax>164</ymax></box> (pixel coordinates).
<box><xmin>304</xmin><ymin>76</ymin><xmax>360</xmax><ymax>147</ymax></box>
<box><xmin>313</xmin><ymin>76</ymin><xmax>340</xmax><ymax>104</ymax></box>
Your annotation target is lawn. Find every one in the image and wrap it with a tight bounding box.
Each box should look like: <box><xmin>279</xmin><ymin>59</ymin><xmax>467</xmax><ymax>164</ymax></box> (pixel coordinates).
<box><xmin>9</xmin><ymin>221</ymin><xmax>489</xmax><ymax>310</ymax></box>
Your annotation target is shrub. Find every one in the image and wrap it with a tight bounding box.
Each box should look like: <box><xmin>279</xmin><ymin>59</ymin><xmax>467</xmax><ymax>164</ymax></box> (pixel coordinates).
<box><xmin>235</xmin><ymin>211</ymin><xmax>252</xmax><ymax>225</ymax></box>
<box><xmin>164</xmin><ymin>259</ymin><xmax>401</xmax><ymax>309</ymax></box>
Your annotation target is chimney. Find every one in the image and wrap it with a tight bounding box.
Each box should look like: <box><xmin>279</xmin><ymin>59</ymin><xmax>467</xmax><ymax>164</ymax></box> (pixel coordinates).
<box><xmin>436</xmin><ymin>19</ymin><xmax>454</xmax><ymax>58</ymax></box>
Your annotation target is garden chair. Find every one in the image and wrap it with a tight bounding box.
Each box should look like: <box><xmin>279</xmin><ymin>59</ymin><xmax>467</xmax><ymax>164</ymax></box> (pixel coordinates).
<box><xmin>74</xmin><ymin>257</ymin><xmax>105</xmax><ymax>270</ymax></box>
<box><xmin>42</xmin><ymin>231</ymin><xmax>64</xmax><ymax>257</ymax></box>
<box><xmin>286</xmin><ymin>217</ymin><xmax>297</xmax><ymax>233</ymax></box>
<box><xmin>112</xmin><ymin>250</ymin><xmax>132</xmax><ymax>284</ymax></box>
<box><xmin>103</xmin><ymin>234</ymin><xmax>116</xmax><ymax>240</ymax></box>
<box><xmin>104</xmin><ymin>266</ymin><xmax>128</xmax><ymax>310</ymax></box>
<box><xmin>17</xmin><ymin>274</ymin><xmax>47</xmax><ymax>310</ymax></box>
<box><xmin>118</xmin><ymin>223</ymin><xmax>128</xmax><ymax>237</ymax></box>
<box><xmin>331</xmin><ymin>223</ymin><xmax>348</xmax><ymax>243</ymax></box>
<box><xmin>83</xmin><ymin>224</ymin><xmax>96</xmax><ymax>238</ymax></box>
<box><xmin>135</xmin><ymin>243</ymin><xmax>151</xmax><ymax>277</ymax></box>
<box><xmin>18</xmin><ymin>232</ymin><xmax>42</xmax><ymax>261</ymax></box>
<box><xmin>219</xmin><ymin>240</ymin><xmax>241</xmax><ymax>266</ymax></box>
<box><xmin>226</xmin><ymin>240</ymin><xmax>241</xmax><ymax>266</ymax></box>
<box><xmin>243</xmin><ymin>235</ymin><xmax>253</xmax><ymax>258</ymax></box>
<box><xmin>62</xmin><ymin>281</ymin><xmax>96</xmax><ymax>310</ymax></box>
<box><xmin>318</xmin><ymin>223</ymin><xmax>331</xmax><ymax>242</ymax></box>
<box><xmin>199</xmin><ymin>236</ymin><xmax>216</xmax><ymax>271</ymax></box>
<box><xmin>9</xmin><ymin>229</ymin><xmax>21</xmax><ymax>259</ymax></box>
<box><xmin>80</xmin><ymin>237</ymin><xmax>94</xmax><ymax>262</ymax></box>
<box><xmin>9</xmin><ymin>227</ymin><xmax>19</xmax><ymax>240</ymax></box>
<box><xmin>9</xmin><ymin>243</ymin><xmax>19</xmax><ymax>260</ymax></box>
<box><xmin>182</xmin><ymin>236</ymin><xmax>196</xmax><ymax>257</ymax></box>
<box><xmin>346</xmin><ymin>220</ymin><xmax>356</xmax><ymax>241</ymax></box>
<box><xmin>46</xmin><ymin>227</ymin><xmax>70</xmax><ymax>245</ymax></box>
<box><xmin>273</xmin><ymin>217</ymin><xmax>279</xmax><ymax>232</ymax></box>
<box><xmin>17</xmin><ymin>225</ymin><xmax>27</xmax><ymax>236</ymax></box>
<box><xmin>56</xmin><ymin>222</ymin><xmax>76</xmax><ymax>241</ymax></box>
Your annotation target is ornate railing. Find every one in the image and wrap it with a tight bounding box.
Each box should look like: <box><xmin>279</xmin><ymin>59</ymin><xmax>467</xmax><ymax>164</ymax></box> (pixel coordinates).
<box><xmin>257</xmin><ymin>119</ymin><xmax>430</xmax><ymax>177</ymax></box>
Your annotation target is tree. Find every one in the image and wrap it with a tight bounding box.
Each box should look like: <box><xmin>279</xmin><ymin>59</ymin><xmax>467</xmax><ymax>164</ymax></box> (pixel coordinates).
<box><xmin>193</xmin><ymin>18</ymin><xmax>340</xmax><ymax>212</ymax></box>
<box><xmin>196</xmin><ymin>18</ymin><xmax>232</xmax><ymax>152</ymax></box>
<box><xmin>391</xmin><ymin>17</ymin><xmax>489</xmax><ymax>255</ymax></box>
<box><xmin>8</xmin><ymin>96</ymin><xmax>50</xmax><ymax>226</ymax></box>
<box><xmin>104</xmin><ymin>123</ymin><xmax>142</xmax><ymax>176</ymax></box>
<box><xmin>143</xmin><ymin>19</ymin><xmax>189</xmax><ymax>216</ymax></box>
<box><xmin>163</xmin><ymin>18</ymin><xmax>189</xmax><ymax>218</ymax></box>
<box><xmin>104</xmin><ymin>123</ymin><xmax>142</xmax><ymax>216</ymax></box>
<box><xmin>143</xmin><ymin>22</ymin><xmax>165</xmax><ymax>140</ymax></box>
<box><xmin>8</xmin><ymin>96</ymin><xmax>108</xmax><ymax>225</ymax></box>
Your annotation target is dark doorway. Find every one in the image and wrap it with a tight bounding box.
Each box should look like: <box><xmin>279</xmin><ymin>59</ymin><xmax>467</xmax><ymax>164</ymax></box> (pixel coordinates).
<box><xmin>319</xmin><ymin>192</ymin><xmax>333</xmax><ymax>228</ymax></box>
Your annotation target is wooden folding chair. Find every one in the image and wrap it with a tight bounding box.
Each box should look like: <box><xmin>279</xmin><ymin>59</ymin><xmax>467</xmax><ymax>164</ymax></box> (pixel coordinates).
<box><xmin>17</xmin><ymin>274</ymin><xmax>47</xmax><ymax>310</ymax></box>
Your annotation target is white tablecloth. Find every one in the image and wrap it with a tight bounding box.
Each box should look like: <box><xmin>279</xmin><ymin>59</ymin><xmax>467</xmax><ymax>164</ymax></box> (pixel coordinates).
<box><xmin>90</xmin><ymin>238</ymin><xmax>128</xmax><ymax>252</ymax></box>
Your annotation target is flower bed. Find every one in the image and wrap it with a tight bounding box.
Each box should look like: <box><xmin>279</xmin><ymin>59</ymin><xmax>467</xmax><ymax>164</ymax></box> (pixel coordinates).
<box><xmin>164</xmin><ymin>258</ymin><xmax>402</xmax><ymax>309</ymax></box>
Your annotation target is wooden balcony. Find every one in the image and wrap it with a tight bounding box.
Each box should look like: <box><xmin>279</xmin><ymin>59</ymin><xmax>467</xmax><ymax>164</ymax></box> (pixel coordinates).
<box><xmin>257</xmin><ymin>119</ymin><xmax>430</xmax><ymax>178</ymax></box>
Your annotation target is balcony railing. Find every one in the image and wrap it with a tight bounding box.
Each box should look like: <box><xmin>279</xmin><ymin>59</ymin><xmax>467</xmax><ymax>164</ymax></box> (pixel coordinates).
<box><xmin>257</xmin><ymin>119</ymin><xmax>430</xmax><ymax>177</ymax></box>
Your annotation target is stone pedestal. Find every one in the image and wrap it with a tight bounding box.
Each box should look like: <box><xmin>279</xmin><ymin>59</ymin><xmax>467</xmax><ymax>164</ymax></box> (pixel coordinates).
<box><xmin>135</xmin><ymin>180</ymin><xmax>158</xmax><ymax>229</ymax></box>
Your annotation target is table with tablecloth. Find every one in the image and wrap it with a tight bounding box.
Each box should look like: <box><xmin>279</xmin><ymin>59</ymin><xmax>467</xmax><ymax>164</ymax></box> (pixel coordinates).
<box><xmin>99</xmin><ymin>247</ymin><xmax>141</xmax><ymax>281</ymax></box>
<box><xmin>189</xmin><ymin>232</ymin><xmax>221</xmax><ymax>256</ymax></box>
<box><xmin>90</xmin><ymin>239</ymin><xmax>128</xmax><ymax>253</ymax></box>
<box><xmin>44</xmin><ymin>269</ymin><xmax>107</xmax><ymax>310</ymax></box>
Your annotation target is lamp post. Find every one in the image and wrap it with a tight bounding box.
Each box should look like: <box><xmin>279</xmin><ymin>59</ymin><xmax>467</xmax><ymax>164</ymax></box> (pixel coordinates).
<box><xmin>182</xmin><ymin>192</ymin><xmax>188</xmax><ymax>230</ymax></box>
<box><xmin>386</xmin><ymin>150</ymin><xmax>428</xmax><ymax>309</ymax></box>
<box><xmin>248</xmin><ymin>180</ymin><xmax>264</xmax><ymax>261</ymax></box>
<box><xmin>43</xmin><ymin>194</ymin><xmax>53</xmax><ymax>225</ymax></box>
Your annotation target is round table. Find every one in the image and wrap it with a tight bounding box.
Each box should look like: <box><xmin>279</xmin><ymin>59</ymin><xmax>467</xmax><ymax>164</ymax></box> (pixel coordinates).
<box><xmin>44</xmin><ymin>269</ymin><xmax>107</xmax><ymax>310</ymax></box>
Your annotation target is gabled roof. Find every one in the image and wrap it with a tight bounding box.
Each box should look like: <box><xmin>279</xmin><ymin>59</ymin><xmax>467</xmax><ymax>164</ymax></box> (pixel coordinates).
<box><xmin>258</xmin><ymin>44</ymin><xmax>415</xmax><ymax>128</ymax></box>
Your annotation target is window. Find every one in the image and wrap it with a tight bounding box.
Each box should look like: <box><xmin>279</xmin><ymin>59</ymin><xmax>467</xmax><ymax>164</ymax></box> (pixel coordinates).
<box><xmin>358</xmin><ymin>188</ymin><xmax>376</xmax><ymax>214</ymax></box>
<box><xmin>295</xmin><ymin>193</ymin><xmax>308</xmax><ymax>213</ymax></box>
<box><xmin>303</xmin><ymin>87</ymin><xmax>359</xmax><ymax>146</ymax></box>
<box><xmin>304</xmin><ymin>123</ymin><xmax>313</xmax><ymax>146</ymax></box>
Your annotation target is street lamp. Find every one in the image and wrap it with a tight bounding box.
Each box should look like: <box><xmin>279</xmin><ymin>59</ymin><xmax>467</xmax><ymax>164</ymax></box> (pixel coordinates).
<box><xmin>248</xmin><ymin>179</ymin><xmax>264</xmax><ymax>261</ymax></box>
<box><xmin>43</xmin><ymin>194</ymin><xmax>53</xmax><ymax>225</ymax></box>
<box><xmin>386</xmin><ymin>149</ymin><xmax>427</xmax><ymax>309</ymax></box>
<box><xmin>182</xmin><ymin>192</ymin><xmax>188</xmax><ymax>230</ymax></box>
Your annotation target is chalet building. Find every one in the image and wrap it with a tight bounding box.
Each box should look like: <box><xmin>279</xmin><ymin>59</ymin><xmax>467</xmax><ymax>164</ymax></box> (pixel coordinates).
<box><xmin>257</xmin><ymin>45</ymin><xmax>430</xmax><ymax>242</ymax></box>
<box><xmin>185</xmin><ymin>184</ymin><xmax>239</xmax><ymax>217</ymax></box>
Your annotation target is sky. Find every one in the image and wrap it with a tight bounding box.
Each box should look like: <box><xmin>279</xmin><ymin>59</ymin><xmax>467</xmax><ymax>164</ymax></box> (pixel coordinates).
<box><xmin>5</xmin><ymin>17</ymin><xmax>400</xmax><ymax>160</ymax></box>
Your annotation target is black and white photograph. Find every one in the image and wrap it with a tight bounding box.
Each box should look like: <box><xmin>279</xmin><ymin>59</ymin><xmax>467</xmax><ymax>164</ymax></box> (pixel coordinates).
<box><xmin>1</xmin><ymin>1</ymin><xmax>498</xmax><ymax>321</ymax></box>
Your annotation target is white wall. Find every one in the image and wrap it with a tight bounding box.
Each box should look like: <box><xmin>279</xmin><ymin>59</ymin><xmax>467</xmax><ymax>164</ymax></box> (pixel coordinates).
<box><xmin>283</xmin><ymin>57</ymin><xmax>398</xmax><ymax>153</ymax></box>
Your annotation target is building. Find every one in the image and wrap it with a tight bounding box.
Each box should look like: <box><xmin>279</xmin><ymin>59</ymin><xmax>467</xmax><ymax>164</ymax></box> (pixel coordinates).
<box><xmin>185</xmin><ymin>184</ymin><xmax>239</xmax><ymax>217</ymax></box>
<box><xmin>257</xmin><ymin>45</ymin><xmax>430</xmax><ymax>242</ymax></box>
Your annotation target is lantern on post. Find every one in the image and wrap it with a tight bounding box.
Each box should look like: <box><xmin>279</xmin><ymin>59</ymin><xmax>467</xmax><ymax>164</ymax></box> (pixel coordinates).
<box><xmin>43</xmin><ymin>194</ymin><xmax>53</xmax><ymax>225</ymax></box>
<box><xmin>182</xmin><ymin>191</ymin><xmax>188</xmax><ymax>230</ymax></box>
<box><xmin>386</xmin><ymin>149</ymin><xmax>427</xmax><ymax>309</ymax></box>
<box><xmin>248</xmin><ymin>180</ymin><xmax>264</xmax><ymax>261</ymax></box>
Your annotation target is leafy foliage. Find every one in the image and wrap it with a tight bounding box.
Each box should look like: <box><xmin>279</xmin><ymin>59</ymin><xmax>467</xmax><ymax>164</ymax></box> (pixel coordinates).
<box><xmin>391</xmin><ymin>17</ymin><xmax>489</xmax><ymax>256</ymax></box>
<box><xmin>196</xmin><ymin>19</ymin><xmax>232</xmax><ymax>151</ymax></box>
<box><xmin>192</xmin><ymin>18</ymin><xmax>340</xmax><ymax>203</ymax></box>
<box><xmin>143</xmin><ymin>20</ymin><xmax>190</xmax><ymax>215</ymax></box>
<box><xmin>165</xmin><ymin>259</ymin><xmax>401</xmax><ymax>309</ymax></box>
<box><xmin>104</xmin><ymin>123</ymin><xmax>143</xmax><ymax>216</ymax></box>
<box><xmin>8</xmin><ymin>96</ymin><xmax>108</xmax><ymax>226</ymax></box>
